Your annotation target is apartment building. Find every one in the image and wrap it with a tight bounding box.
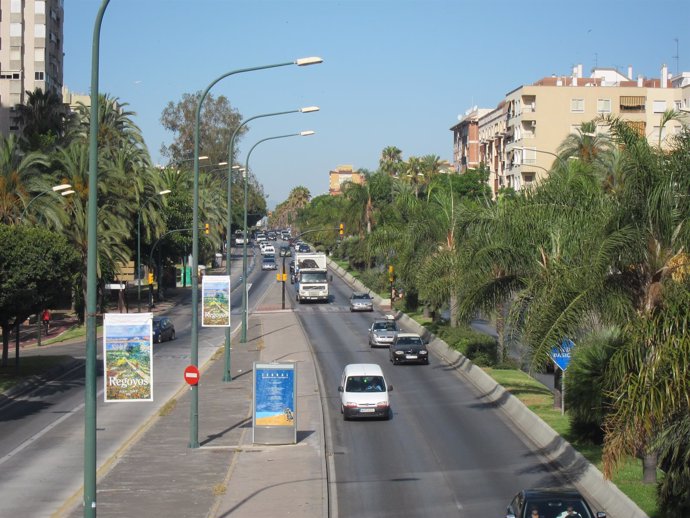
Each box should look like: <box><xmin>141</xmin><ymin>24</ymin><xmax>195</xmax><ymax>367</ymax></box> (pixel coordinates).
<box><xmin>453</xmin><ymin>63</ymin><xmax>690</xmax><ymax>197</ymax></box>
<box><xmin>0</xmin><ymin>0</ymin><xmax>64</xmax><ymax>134</ymax></box>
<box><xmin>329</xmin><ymin>164</ymin><xmax>364</xmax><ymax>196</ymax></box>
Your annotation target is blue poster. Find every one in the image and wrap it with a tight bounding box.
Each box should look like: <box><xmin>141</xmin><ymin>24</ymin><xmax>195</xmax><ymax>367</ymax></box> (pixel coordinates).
<box><xmin>254</xmin><ymin>365</ymin><xmax>295</xmax><ymax>426</ymax></box>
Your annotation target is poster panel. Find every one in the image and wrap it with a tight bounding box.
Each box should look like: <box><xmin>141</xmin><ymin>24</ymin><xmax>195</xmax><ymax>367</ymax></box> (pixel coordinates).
<box><xmin>103</xmin><ymin>312</ymin><xmax>153</xmax><ymax>402</ymax></box>
<box><xmin>253</xmin><ymin>362</ymin><xmax>296</xmax><ymax>444</ymax></box>
<box><xmin>202</xmin><ymin>275</ymin><xmax>231</xmax><ymax>327</ymax></box>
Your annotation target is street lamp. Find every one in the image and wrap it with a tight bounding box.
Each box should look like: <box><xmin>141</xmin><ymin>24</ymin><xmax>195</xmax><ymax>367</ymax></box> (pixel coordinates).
<box><xmin>223</xmin><ymin>105</ymin><xmax>319</xmax><ymax>382</ymax></box>
<box><xmin>84</xmin><ymin>2</ymin><xmax>110</xmax><ymax>516</ymax></box>
<box><xmin>137</xmin><ymin>189</ymin><xmax>172</xmax><ymax>312</ymax></box>
<box><xmin>240</xmin><ymin>130</ymin><xmax>315</xmax><ymax>343</ymax></box>
<box><xmin>19</xmin><ymin>183</ymin><xmax>73</xmax><ymax>222</ymax></box>
<box><xmin>189</xmin><ymin>56</ymin><xmax>322</xmax><ymax>449</ymax></box>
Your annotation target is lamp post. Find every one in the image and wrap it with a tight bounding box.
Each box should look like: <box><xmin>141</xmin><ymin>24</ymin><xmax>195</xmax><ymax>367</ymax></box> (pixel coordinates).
<box><xmin>137</xmin><ymin>190</ymin><xmax>171</xmax><ymax>312</ymax></box>
<box><xmin>223</xmin><ymin>106</ymin><xmax>319</xmax><ymax>382</ymax></box>
<box><xmin>189</xmin><ymin>56</ymin><xmax>322</xmax><ymax>449</ymax></box>
<box><xmin>19</xmin><ymin>183</ymin><xmax>72</xmax><ymax>222</ymax></box>
<box><xmin>85</xmin><ymin>2</ymin><xmax>109</xmax><ymax>516</ymax></box>
<box><xmin>240</xmin><ymin>130</ymin><xmax>315</xmax><ymax>343</ymax></box>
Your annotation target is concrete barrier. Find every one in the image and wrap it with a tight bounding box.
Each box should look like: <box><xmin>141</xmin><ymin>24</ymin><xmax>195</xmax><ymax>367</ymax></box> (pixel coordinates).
<box><xmin>328</xmin><ymin>258</ymin><xmax>649</xmax><ymax>518</ymax></box>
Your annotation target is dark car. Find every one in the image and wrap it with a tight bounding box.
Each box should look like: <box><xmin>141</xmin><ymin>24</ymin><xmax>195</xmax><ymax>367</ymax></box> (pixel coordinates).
<box><xmin>505</xmin><ymin>488</ymin><xmax>606</xmax><ymax>518</ymax></box>
<box><xmin>349</xmin><ymin>292</ymin><xmax>374</xmax><ymax>312</ymax></box>
<box><xmin>389</xmin><ymin>333</ymin><xmax>428</xmax><ymax>365</ymax></box>
<box><xmin>152</xmin><ymin>316</ymin><xmax>175</xmax><ymax>343</ymax></box>
<box><xmin>279</xmin><ymin>245</ymin><xmax>291</xmax><ymax>257</ymax></box>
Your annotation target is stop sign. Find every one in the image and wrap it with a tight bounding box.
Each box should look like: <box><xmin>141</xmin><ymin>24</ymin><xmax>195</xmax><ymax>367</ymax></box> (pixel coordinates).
<box><xmin>183</xmin><ymin>365</ymin><xmax>200</xmax><ymax>385</ymax></box>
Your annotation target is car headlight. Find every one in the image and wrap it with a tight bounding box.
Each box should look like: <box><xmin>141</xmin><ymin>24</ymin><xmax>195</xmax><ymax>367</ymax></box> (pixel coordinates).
<box><xmin>394</xmin><ymin>350</ymin><xmax>404</xmax><ymax>355</ymax></box>
<box><xmin>419</xmin><ymin>350</ymin><xmax>428</xmax><ymax>355</ymax></box>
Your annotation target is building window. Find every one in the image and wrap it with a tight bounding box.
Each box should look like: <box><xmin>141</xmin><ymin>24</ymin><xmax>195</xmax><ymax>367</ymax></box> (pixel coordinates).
<box><xmin>10</xmin><ymin>23</ymin><xmax>22</xmax><ymax>37</ymax></box>
<box><xmin>652</xmin><ymin>100</ymin><xmax>666</xmax><ymax>113</ymax></box>
<box><xmin>620</xmin><ymin>96</ymin><xmax>646</xmax><ymax>113</ymax></box>
<box><xmin>35</xmin><ymin>71</ymin><xmax>45</xmax><ymax>80</ymax></box>
<box><xmin>597</xmin><ymin>99</ymin><xmax>611</xmax><ymax>113</ymax></box>
<box><xmin>11</xmin><ymin>0</ymin><xmax>22</xmax><ymax>13</ymax></box>
<box><xmin>35</xmin><ymin>1</ymin><xmax>46</xmax><ymax>15</ymax></box>
<box><xmin>625</xmin><ymin>120</ymin><xmax>646</xmax><ymax>136</ymax></box>
<box><xmin>35</xmin><ymin>48</ymin><xmax>45</xmax><ymax>61</ymax></box>
<box><xmin>35</xmin><ymin>24</ymin><xmax>46</xmax><ymax>38</ymax></box>
<box><xmin>675</xmin><ymin>100</ymin><xmax>682</xmax><ymax>111</ymax></box>
<box><xmin>10</xmin><ymin>49</ymin><xmax>21</xmax><ymax>61</ymax></box>
<box><xmin>571</xmin><ymin>99</ymin><xmax>585</xmax><ymax>113</ymax></box>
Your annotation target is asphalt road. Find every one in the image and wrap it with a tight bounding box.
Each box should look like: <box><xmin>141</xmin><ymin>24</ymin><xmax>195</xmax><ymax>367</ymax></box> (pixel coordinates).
<box><xmin>300</xmin><ymin>272</ymin><xmax>568</xmax><ymax>517</ymax></box>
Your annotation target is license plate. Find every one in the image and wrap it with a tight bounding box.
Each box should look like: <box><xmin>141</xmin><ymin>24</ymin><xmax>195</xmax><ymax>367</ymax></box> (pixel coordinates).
<box><xmin>405</xmin><ymin>355</ymin><xmax>418</xmax><ymax>360</ymax></box>
<box><xmin>359</xmin><ymin>408</ymin><xmax>375</xmax><ymax>413</ymax></box>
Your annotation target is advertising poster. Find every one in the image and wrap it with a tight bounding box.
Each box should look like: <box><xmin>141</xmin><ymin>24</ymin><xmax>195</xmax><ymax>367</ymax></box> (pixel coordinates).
<box><xmin>103</xmin><ymin>313</ymin><xmax>153</xmax><ymax>402</ymax></box>
<box><xmin>202</xmin><ymin>275</ymin><xmax>231</xmax><ymax>327</ymax></box>
<box><xmin>254</xmin><ymin>363</ymin><xmax>296</xmax><ymax>427</ymax></box>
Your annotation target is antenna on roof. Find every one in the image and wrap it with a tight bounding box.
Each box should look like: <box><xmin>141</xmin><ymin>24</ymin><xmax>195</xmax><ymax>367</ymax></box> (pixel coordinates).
<box><xmin>673</xmin><ymin>37</ymin><xmax>680</xmax><ymax>76</ymax></box>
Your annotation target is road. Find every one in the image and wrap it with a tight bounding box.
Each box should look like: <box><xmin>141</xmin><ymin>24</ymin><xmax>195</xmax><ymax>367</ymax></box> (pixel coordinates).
<box><xmin>299</xmin><ymin>270</ymin><xmax>577</xmax><ymax>517</ymax></box>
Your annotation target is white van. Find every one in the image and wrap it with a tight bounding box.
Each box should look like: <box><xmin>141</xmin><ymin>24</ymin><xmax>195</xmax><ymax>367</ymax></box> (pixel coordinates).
<box><xmin>338</xmin><ymin>363</ymin><xmax>392</xmax><ymax>420</ymax></box>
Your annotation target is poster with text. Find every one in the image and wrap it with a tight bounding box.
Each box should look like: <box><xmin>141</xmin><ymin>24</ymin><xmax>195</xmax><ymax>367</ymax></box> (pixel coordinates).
<box><xmin>254</xmin><ymin>363</ymin><xmax>295</xmax><ymax>426</ymax></box>
<box><xmin>202</xmin><ymin>275</ymin><xmax>231</xmax><ymax>327</ymax></box>
<box><xmin>103</xmin><ymin>312</ymin><xmax>153</xmax><ymax>402</ymax></box>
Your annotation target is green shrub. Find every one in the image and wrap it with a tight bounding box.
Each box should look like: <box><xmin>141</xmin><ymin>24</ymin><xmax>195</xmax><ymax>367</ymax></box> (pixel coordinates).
<box><xmin>437</xmin><ymin>325</ymin><xmax>498</xmax><ymax>366</ymax></box>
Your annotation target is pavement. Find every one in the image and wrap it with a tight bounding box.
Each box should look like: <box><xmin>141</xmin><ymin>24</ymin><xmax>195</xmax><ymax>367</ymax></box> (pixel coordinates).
<box><xmin>59</xmin><ymin>276</ymin><xmax>327</xmax><ymax>518</ymax></box>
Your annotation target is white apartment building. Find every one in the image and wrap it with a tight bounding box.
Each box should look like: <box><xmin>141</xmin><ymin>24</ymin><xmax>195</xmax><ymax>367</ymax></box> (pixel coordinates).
<box><xmin>453</xmin><ymin>63</ymin><xmax>690</xmax><ymax>197</ymax></box>
<box><xmin>0</xmin><ymin>0</ymin><xmax>64</xmax><ymax>134</ymax></box>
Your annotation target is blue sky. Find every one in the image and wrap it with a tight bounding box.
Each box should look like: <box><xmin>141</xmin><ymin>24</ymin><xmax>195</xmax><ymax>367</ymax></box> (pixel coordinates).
<box><xmin>64</xmin><ymin>0</ymin><xmax>687</xmax><ymax>209</ymax></box>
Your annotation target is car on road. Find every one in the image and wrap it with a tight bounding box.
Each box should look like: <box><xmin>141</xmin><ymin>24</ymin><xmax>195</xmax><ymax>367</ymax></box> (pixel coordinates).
<box><xmin>349</xmin><ymin>292</ymin><xmax>374</xmax><ymax>312</ymax></box>
<box><xmin>389</xmin><ymin>332</ymin><xmax>428</xmax><ymax>365</ymax></box>
<box><xmin>152</xmin><ymin>316</ymin><xmax>175</xmax><ymax>343</ymax></box>
<box><xmin>505</xmin><ymin>488</ymin><xmax>606</xmax><ymax>518</ymax></box>
<box><xmin>338</xmin><ymin>363</ymin><xmax>392</xmax><ymax>420</ymax></box>
<box><xmin>262</xmin><ymin>255</ymin><xmax>277</xmax><ymax>270</ymax></box>
<box><xmin>368</xmin><ymin>317</ymin><xmax>399</xmax><ymax>347</ymax></box>
<box><xmin>279</xmin><ymin>245</ymin><xmax>291</xmax><ymax>257</ymax></box>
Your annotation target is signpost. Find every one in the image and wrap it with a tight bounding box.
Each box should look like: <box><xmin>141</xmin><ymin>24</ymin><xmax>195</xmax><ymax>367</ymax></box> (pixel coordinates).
<box><xmin>184</xmin><ymin>365</ymin><xmax>200</xmax><ymax>386</ymax></box>
<box><xmin>550</xmin><ymin>339</ymin><xmax>574</xmax><ymax>415</ymax></box>
<box><xmin>253</xmin><ymin>362</ymin><xmax>296</xmax><ymax>444</ymax></box>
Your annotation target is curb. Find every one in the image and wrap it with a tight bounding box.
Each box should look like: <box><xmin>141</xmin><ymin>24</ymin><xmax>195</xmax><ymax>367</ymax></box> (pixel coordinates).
<box><xmin>327</xmin><ymin>258</ymin><xmax>649</xmax><ymax>518</ymax></box>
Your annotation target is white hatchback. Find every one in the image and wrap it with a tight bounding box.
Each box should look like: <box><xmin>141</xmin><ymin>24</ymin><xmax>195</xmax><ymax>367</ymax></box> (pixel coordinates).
<box><xmin>338</xmin><ymin>363</ymin><xmax>392</xmax><ymax>420</ymax></box>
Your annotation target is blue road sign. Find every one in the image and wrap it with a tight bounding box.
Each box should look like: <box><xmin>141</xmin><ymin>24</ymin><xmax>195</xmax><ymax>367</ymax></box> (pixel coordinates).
<box><xmin>550</xmin><ymin>339</ymin><xmax>574</xmax><ymax>371</ymax></box>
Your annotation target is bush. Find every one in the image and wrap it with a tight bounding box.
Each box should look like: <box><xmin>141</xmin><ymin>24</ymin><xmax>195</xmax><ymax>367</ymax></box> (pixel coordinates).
<box><xmin>437</xmin><ymin>325</ymin><xmax>498</xmax><ymax>367</ymax></box>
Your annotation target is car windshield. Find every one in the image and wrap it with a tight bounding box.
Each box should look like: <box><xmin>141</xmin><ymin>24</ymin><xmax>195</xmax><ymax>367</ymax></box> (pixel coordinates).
<box><xmin>301</xmin><ymin>272</ymin><xmax>327</xmax><ymax>283</ymax></box>
<box><xmin>396</xmin><ymin>337</ymin><xmax>422</xmax><ymax>346</ymax></box>
<box><xmin>345</xmin><ymin>376</ymin><xmax>386</xmax><ymax>392</ymax></box>
<box><xmin>526</xmin><ymin>499</ymin><xmax>592</xmax><ymax>518</ymax></box>
<box><xmin>352</xmin><ymin>294</ymin><xmax>370</xmax><ymax>300</ymax></box>
<box><xmin>374</xmin><ymin>322</ymin><xmax>397</xmax><ymax>331</ymax></box>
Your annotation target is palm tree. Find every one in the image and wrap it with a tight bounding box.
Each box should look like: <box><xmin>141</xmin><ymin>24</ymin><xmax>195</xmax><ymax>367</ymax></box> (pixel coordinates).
<box><xmin>0</xmin><ymin>134</ymin><xmax>50</xmax><ymax>225</ymax></box>
<box><xmin>342</xmin><ymin>172</ymin><xmax>374</xmax><ymax>236</ymax></box>
<box><xmin>557</xmin><ymin>120</ymin><xmax>613</xmax><ymax>170</ymax></box>
<box><xmin>15</xmin><ymin>88</ymin><xmax>72</xmax><ymax>152</ymax></box>
<box><xmin>379</xmin><ymin>146</ymin><xmax>403</xmax><ymax>177</ymax></box>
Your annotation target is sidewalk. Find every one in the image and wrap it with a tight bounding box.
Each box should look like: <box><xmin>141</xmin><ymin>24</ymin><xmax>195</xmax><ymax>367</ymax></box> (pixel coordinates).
<box><xmin>63</xmin><ymin>277</ymin><xmax>327</xmax><ymax>518</ymax></box>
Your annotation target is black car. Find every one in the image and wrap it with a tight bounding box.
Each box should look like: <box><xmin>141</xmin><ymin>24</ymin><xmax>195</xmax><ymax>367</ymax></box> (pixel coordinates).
<box><xmin>279</xmin><ymin>245</ymin><xmax>291</xmax><ymax>257</ymax></box>
<box><xmin>389</xmin><ymin>333</ymin><xmax>428</xmax><ymax>365</ymax></box>
<box><xmin>152</xmin><ymin>316</ymin><xmax>175</xmax><ymax>343</ymax></box>
<box><xmin>505</xmin><ymin>488</ymin><xmax>606</xmax><ymax>518</ymax></box>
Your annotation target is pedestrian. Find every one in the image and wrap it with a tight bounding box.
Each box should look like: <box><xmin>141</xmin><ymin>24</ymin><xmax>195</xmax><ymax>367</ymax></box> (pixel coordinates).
<box><xmin>42</xmin><ymin>308</ymin><xmax>51</xmax><ymax>334</ymax></box>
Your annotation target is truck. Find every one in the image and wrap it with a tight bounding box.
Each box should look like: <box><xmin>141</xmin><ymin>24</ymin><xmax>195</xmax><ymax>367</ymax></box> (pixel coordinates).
<box><xmin>294</xmin><ymin>252</ymin><xmax>329</xmax><ymax>303</ymax></box>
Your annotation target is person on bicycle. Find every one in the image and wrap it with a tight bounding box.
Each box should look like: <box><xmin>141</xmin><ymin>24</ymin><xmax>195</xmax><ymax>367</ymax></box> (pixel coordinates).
<box><xmin>42</xmin><ymin>309</ymin><xmax>51</xmax><ymax>333</ymax></box>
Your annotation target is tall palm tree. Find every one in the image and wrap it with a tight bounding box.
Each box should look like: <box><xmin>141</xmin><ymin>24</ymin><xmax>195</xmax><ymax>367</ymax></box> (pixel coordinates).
<box><xmin>379</xmin><ymin>145</ymin><xmax>403</xmax><ymax>177</ymax></box>
<box><xmin>342</xmin><ymin>172</ymin><xmax>375</xmax><ymax>236</ymax></box>
<box><xmin>558</xmin><ymin>120</ymin><xmax>613</xmax><ymax>170</ymax></box>
<box><xmin>15</xmin><ymin>88</ymin><xmax>72</xmax><ymax>152</ymax></box>
<box><xmin>0</xmin><ymin>134</ymin><xmax>50</xmax><ymax>225</ymax></box>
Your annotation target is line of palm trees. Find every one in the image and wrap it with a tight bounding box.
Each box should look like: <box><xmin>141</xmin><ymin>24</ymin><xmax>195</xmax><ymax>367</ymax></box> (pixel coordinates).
<box><xmin>290</xmin><ymin>115</ymin><xmax>690</xmax><ymax>514</ymax></box>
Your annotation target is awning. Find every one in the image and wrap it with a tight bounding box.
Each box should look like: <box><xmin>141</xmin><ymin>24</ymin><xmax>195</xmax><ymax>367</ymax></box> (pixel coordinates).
<box><xmin>620</xmin><ymin>96</ymin><xmax>646</xmax><ymax>107</ymax></box>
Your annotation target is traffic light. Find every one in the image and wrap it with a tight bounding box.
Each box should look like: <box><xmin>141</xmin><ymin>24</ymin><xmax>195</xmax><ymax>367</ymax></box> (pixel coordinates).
<box><xmin>148</xmin><ymin>272</ymin><xmax>154</xmax><ymax>285</ymax></box>
<box><xmin>204</xmin><ymin>223</ymin><xmax>210</xmax><ymax>234</ymax></box>
<box><xmin>388</xmin><ymin>265</ymin><xmax>394</xmax><ymax>283</ymax></box>
<box><xmin>339</xmin><ymin>223</ymin><xmax>344</xmax><ymax>236</ymax></box>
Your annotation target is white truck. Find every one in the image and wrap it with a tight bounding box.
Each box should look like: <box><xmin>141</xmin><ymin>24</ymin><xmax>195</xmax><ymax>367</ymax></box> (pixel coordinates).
<box><xmin>294</xmin><ymin>252</ymin><xmax>329</xmax><ymax>303</ymax></box>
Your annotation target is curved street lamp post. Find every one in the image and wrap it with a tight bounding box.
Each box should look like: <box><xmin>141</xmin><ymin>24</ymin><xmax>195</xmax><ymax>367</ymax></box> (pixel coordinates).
<box><xmin>240</xmin><ymin>130</ymin><xmax>315</xmax><ymax>343</ymax></box>
<box><xmin>223</xmin><ymin>106</ymin><xmax>318</xmax><ymax>382</ymax></box>
<box><xmin>189</xmin><ymin>56</ymin><xmax>322</xmax><ymax>448</ymax></box>
<box><xmin>137</xmin><ymin>190</ymin><xmax>171</xmax><ymax>312</ymax></box>
<box><xmin>19</xmin><ymin>183</ymin><xmax>73</xmax><ymax>222</ymax></box>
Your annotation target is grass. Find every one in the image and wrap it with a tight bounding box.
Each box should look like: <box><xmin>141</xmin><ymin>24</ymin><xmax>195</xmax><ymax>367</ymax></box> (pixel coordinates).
<box><xmin>0</xmin><ymin>355</ymin><xmax>73</xmax><ymax>393</ymax></box>
<box><xmin>484</xmin><ymin>368</ymin><xmax>661</xmax><ymax>517</ymax></box>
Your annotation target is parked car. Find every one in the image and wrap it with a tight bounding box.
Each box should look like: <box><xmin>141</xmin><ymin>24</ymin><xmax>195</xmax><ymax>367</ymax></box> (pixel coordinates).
<box><xmin>338</xmin><ymin>363</ymin><xmax>392</xmax><ymax>420</ymax></box>
<box><xmin>349</xmin><ymin>292</ymin><xmax>374</xmax><ymax>312</ymax></box>
<box><xmin>368</xmin><ymin>317</ymin><xmax>399</xmax><ymax>347</ymax></box>
<box><xmin>389</xmin><ymin>332</ymin><xmax>428</xmax><ymax>365</ymax></box>
<box><xmin>505</xmin><ymin>488</ymin><xmax>606</xmax><ymax>518</ymax></box>
<box><xmin>152</xmin><ymin>316</ymin><xmax>175</xmax><ymax>343</ymax></box>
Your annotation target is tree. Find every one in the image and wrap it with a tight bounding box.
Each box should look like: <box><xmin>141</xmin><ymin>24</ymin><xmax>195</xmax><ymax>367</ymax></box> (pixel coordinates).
<box><xmin>15</xmin><ymin>88</ymin><xmax>73</xmax><ymax>153</ymax></box>
<box><xmin>0</xmin><ymin>225</ymin><xmax>79</xmax><ymax>367</ymax></box>
<box><xmin>159</xmin><ymin>91</ymin><xmax>244</xmax><ymax>168</ymax></box>
<box><xmin>557</xmin><ymin>120</ymin><xmax>613</xmax><ymax>167</ymax></box>
<box><xmin>379</xmin><ymin>146</ymin><xmax>403</xmax><ymax>177</ymax></box>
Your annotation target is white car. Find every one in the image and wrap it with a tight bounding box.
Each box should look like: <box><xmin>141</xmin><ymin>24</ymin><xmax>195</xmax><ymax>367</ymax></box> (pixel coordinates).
<box><xmin>261</xmin><ymin>244</ymin><xmax>275</xmax><ymax>255</ymax></box>
<box><xmin>338</xmin><ymin>363</ymin><xmax>392</xmax><ymax>420</ymax></box>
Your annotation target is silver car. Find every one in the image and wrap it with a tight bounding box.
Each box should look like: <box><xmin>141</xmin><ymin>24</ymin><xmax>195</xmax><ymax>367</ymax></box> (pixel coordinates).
<box><xmin>349</xmin><ymin>292</ymin><xmax>374</xmax><ymax>312</ymax></box>
<box><xmin>368</xmin><ymin>317</ymin><xmax>398</xmax><ymax>347</ymax></box>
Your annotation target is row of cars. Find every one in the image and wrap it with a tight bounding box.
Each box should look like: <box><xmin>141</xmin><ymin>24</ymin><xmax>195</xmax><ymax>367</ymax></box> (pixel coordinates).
<box><xmin>368</xmin><ymin>315</ymin><xmax>429</xmax><ymax>365</ymax></box>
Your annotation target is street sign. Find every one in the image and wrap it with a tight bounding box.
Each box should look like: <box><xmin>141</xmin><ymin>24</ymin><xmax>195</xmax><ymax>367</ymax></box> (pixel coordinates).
<box><xmin>183</xmin><ymin>365</ymin><xmax>200</xmax><ymax>385</ymax></box>
<box><xmin>550</xmin><ymin>339</ymin><xmax>574</xmax><ymax>371</ymax></box>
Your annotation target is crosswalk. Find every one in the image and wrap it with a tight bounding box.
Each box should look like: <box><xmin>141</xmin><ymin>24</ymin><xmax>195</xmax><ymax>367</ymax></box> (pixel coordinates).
<box><xmin>255</xmin><ymin>303</ymin><xmax>356</xmax><ymax>314</ymax></box>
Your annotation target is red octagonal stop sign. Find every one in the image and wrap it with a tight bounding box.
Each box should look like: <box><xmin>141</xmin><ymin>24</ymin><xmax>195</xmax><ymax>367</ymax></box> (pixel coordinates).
<box><xmin>183</xmin><ymin>365</ymin><xmax>200</xmax><ymax>385</ymax></box>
